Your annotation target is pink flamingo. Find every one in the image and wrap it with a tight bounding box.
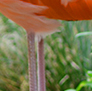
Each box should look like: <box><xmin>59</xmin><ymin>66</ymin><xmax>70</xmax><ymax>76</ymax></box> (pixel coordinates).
<box><xmin>0</xmin><ymin>0</ymin><xmax>92</xmax><ymax>91</ymax></box>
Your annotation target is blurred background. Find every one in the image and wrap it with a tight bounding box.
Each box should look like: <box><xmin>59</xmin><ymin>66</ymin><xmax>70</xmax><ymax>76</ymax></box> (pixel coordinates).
<box><xmin>0</xmin><ymin>13</ymin><xmax>92</xmax><ymax>91</ymax></box>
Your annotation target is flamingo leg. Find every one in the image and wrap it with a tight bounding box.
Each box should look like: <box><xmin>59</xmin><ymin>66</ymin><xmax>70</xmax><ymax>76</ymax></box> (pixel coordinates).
<box><xmin>27</xmin><ymin>32</ymin><xmax>37</xmax><ymax>91</ymax></box>
<box><xmin>37</xmin><ymin>38</ymin><xmax>46</xmax><ymax>91</ymax></box>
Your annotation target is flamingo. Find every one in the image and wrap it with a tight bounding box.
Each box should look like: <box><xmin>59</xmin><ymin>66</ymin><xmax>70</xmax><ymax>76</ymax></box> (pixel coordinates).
<box><xmin>0</xmin><ymin>0</ymin><xmax>92</xmax><ymax>91</ymax></box>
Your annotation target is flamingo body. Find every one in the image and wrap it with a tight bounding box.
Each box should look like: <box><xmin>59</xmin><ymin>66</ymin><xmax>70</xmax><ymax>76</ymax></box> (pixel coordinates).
<box><xmin>0</xmin><ymin>0</ymin><xmax>92</xmax><ymax>35</ymax></box>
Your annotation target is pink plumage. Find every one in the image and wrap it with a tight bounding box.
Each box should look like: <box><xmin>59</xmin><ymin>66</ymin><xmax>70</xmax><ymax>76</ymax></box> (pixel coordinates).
<box><xmin>0</xmin><ymin>0</ymin><xmax>61</xmax><ymax>39</ymax></box>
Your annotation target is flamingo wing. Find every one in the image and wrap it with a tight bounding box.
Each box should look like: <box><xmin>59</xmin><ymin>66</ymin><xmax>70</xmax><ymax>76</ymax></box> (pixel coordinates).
<box><xmin>40</xmin><ymin>0</ymin><xmax>92</xmax><ymax>20</ymax></box>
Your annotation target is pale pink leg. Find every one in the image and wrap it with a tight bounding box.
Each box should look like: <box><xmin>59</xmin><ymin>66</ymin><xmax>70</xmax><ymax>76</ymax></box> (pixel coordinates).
<box><xmin>27</xmin><ymin>32</ymin><xmax>37</xmax><ymax>91</ymax></box>
<box><xmin>37</xmin><ymin>38</ymin><xmax>46</xmax><ymax>91</ymax></box>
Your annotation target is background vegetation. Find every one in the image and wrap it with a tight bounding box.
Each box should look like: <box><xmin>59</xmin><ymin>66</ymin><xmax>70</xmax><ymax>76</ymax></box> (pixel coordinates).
<box><xmin>0</xmin><ymin>13</ymin><xmax>92</xmax><ymax>91</ymax></box>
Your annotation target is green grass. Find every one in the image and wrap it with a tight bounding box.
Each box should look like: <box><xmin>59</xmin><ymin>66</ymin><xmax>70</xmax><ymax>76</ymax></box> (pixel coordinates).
<box><xmin>0</xmin><ymin>14</ymin><xmax>92</xmax><ymax>91</ymax></box>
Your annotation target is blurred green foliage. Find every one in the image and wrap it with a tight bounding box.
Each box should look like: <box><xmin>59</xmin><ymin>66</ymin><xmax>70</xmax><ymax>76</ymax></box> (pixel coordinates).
<box><xmin>66</xmin><ymin>71</ymin><xmax>92</xmax><ymax>91</ymax></box>
<box><xmin>0</xmin><ymin>13</ymin><xmax>92</xmax><ymax>91</ymax></box>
